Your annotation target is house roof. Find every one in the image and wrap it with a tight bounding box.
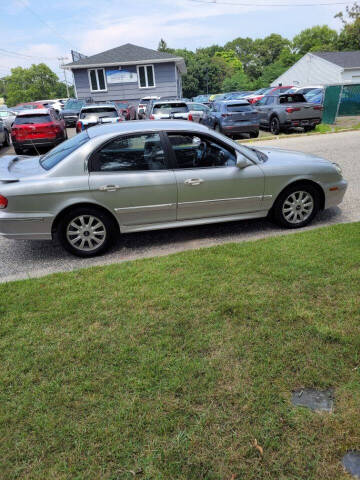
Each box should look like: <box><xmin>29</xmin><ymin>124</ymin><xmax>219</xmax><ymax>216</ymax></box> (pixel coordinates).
<box><xmin>313</xmin><ymin>51</ymin><xmax>360</xmax><ymax>69</ymax></box>
<box><xmin>65</xmin><ymin>43</ymin><xmax>186</xmax><ymax>73</ymax></box>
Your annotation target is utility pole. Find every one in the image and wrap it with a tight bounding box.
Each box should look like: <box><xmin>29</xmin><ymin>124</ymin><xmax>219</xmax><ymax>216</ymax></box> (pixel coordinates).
<box><xmin>58</xmin><ymin>57</ymin><xmax>70</xmax><ymax>97</ymax></box>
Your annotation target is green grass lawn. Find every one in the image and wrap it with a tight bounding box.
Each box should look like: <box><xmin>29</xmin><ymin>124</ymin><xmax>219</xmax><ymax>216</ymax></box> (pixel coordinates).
<box><xmin>1</xmin><ymin>223</ymin><xmax>359</xmax><ymax>480</ymax></box>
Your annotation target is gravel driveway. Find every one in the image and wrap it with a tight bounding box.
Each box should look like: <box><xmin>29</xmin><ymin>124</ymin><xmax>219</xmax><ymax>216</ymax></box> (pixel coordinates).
<box><xmin>0</xmin><ymin>130</ymin><xmax>359</xmax><ymax>283</ymax></box>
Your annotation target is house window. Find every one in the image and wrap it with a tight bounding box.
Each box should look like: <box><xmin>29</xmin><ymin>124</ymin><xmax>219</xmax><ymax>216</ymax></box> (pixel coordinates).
<box><xmin>88</xmin><ymin>68</ymin><xmax>107</xmax><ymax>92</ymax></box>
<box><xmin>137</xmin><ymin>65</ymin><xmax>155</xmax><ymax>88</ymax></box>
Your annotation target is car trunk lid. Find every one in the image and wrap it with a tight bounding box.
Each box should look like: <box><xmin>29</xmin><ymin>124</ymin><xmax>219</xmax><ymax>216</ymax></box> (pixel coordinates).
<box><xmin>223</xmin><ymin>104</ymin><xmax>258</xmax><ymax>122</ymax></box>
<box><xmin>284</xmin><ymin>102</ymin><xmax>323</xmax><ymax>120</ymax></box>
<box><xmin>0</xmin><ymin>155</ymin><xmax>46</xmax><ymax>182</ymax></box>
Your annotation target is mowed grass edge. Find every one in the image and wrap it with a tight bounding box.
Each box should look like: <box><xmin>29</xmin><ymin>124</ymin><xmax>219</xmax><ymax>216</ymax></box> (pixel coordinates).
<box><xmin>0</xmin><ymin>222</ymin><xmax>359</xmax><ymax>480</ymax></box>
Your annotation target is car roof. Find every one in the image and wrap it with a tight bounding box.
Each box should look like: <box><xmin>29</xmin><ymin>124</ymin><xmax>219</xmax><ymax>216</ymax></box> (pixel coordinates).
<box><xmin>153</xmin><ymin>100</ymin><xmax>187</xmax><ymax>105</ymax></box>
<box><xmin>81</xmin><ymin>104</ymin><xmax>117</xmax><ymax>109</ymax></box>
<box><xmin>17</xmin><ymin>108</ymin><xmax>50</xmax><ymax>116</ymax></box>
<box><xmin>87</xmin><ymin>119</ymin><xmax>211</xmax><ymax>138</ymax></box>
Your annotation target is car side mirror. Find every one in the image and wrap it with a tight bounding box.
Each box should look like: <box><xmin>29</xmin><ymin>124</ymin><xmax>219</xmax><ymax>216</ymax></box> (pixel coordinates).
<box><xmin>236</xmin><ymin>152</ymin><xmax>249</xmax><ymax>169</ymax></box>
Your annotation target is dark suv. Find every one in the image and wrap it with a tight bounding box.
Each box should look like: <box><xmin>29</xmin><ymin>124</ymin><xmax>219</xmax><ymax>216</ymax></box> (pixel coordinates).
<box><xmin>200</xmin><ymin>100</ymin><xmax>259</xmax><ymax>138</ymax></box>
<box><xmin>61</xmin><ymin>99</ymin><xmax>85</xmax><ymax>127</ymax></box>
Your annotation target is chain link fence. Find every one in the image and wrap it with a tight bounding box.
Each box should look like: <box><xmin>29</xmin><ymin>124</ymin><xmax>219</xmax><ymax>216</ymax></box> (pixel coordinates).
<box><xmin>323</xmin><ymin>84</ymin><xmax>360</xmax><ymax>124</ymax></box>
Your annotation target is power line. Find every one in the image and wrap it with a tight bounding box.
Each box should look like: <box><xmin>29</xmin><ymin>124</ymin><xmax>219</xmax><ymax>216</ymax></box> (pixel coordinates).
<box><xmin>188</xmin><ymin>0</ymin><xmax>352</xmax><ymax>6</ymax></box>
<box><xmin>0</xmin><ymin>48</ymin><xmax>59</xmax><ymax>61</ymax></box>
<box><xmin>17</xmin><ymin>0</ymin><xmax>75</xmax><ymax>49</ymax></box>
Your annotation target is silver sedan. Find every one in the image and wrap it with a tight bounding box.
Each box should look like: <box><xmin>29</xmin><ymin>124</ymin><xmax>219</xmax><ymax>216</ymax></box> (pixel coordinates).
<box><xmin>0</xmin><ymin>121</ymin><xmax>347</xmax><ymax>257</ymax></box>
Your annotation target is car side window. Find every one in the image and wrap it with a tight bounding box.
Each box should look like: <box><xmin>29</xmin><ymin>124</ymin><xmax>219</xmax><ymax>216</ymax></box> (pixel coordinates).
<box><xmin>91</xmin><ymin>133</ymin><xmax>167</xmax><ymax>172</ymax></box>
<box><xmin>167</xmin><ymin>133</ymin><xmax>236</xmax><ymax>169</ymax></box>
<box><xmin>256</xmin><ymin>97</ymin><xmax>267</xmax><ymax>106</ymax></box>
<box><xmin>265</xmin><ymin>97</ymin><xmax>274</xmax><ymax>105</ymax></box>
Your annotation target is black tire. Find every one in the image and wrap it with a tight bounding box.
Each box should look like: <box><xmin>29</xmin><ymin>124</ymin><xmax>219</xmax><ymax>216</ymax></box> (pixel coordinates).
<box><xmin>57</xmin><ymin>206</ymin><xmax>118</xmax><ymax>257</ymax></box>
<box><xmin>304</xmin><ymin>125</ymin><xmax>315</xmax><ymax>132</ymax></box>
<box><xmin>250</xmin><ymin>130</ymin><xmax>259</xmax><ymax>138</ymax></box>
<box><xmin>64</xmin><ymin>129</ymin><xmax>68</xmax><ymax>140</ymax></box>
<box><xmin>3</xmin><ymin>129</ymin><xmax>10</xmax><ymax>146</ymax></box>
<box><xmin>270</xmin><ymin>116</ymin><xmax>281</xmax><ymax>135</ymax></box>
<box><xmin>272</xmin><ymin>183</ymin><xmax>320</xmax><ymax>229</ymax></box>
<box><xmin>214</xmin><ymin>123</ymin><xmax>221</xmax><ymax>133</ymax></box>
<box><xmin>14</xmin><ymin>146</ymin><xmax>23</xmax><ymax>155</ymax></box>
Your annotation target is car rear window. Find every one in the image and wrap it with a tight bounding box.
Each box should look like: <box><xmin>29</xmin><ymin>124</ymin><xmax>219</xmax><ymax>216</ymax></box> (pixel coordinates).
<box><xmin>153</xmin><ymin>103</ymin><xmax>189</xmax><ymax>114</ymax></box>
<box><xmin>115</xmin><ymin>103</ymin><xmax>129</xmax><ymax>109</ymax></box>
<box><xmin>226</xmin><ymin>104</ymin><xmax>253</xmax><ymax>112</ymax></box>
<box><xmin>64</xmin><ymin>99</ymin><xmax>85</xmax><ymax>110</ymax></box>
<box><xmin>80</xmin><ymin>108</ymin><xmax>118</xmax><ymax>119</ymax></box>
<box><xmin>14</xmin><ymin>115</ymin><xmax>52</xmax><ymax>124</ymax></box>
<box><xmin>40</xmin><ymin>131</ymin><xmax>90</xmax><ymax>170</ymax></box>
<box><xmin>279</xmin><ymin>94</ymin><xmax>306</xmax><ymax>104</ymax></box>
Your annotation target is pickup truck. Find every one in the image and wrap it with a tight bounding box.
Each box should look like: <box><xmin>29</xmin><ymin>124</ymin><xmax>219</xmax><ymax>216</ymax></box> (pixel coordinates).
<box><xmin>255</xmin><ymin>93</ymin><xmax>323</xmax><ymax>134</ymax></box>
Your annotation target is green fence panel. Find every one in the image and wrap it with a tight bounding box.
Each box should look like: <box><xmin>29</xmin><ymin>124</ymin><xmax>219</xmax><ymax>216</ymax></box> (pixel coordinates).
<box><xmin>322</xmin><ymin>85</ymin><xmax>341</xmax><ymax>124</ymax></box>
<box><xmin>338</xmin><ymin>84</ymin><xmax>360</xmax><ymax>116</ymax></box>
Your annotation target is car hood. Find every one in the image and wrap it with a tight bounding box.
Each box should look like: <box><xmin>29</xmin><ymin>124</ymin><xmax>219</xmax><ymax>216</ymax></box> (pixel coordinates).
<box><xmin>254</xmin><ymin>146</ymin><xmax>330</xmax><ymax>166</ymax></box>
<box><xmin>0</xmin><ymin>154</ymin><xmax>45</xmax><ymax>182</ymax></box>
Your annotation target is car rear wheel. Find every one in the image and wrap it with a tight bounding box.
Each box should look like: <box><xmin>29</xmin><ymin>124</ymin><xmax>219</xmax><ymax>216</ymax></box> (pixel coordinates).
<box><xmin>57</xmin><ymin>207</ymin><xmax>117</xmax><ymax>257</ymax></box>
<box><xmin>273</xmin><ymin>184</ymin><xmax>320</xmax><ymax>228</ymax></box>
<box><xmin>270</xmin><ymin>116</ymin><xmax>281</xmax><ymax>135</ymax></box>
<box><xmin>3</xmin><ymin>129</ymin><xmax>10</xmax><ymax>146</ymax></box>
<box><xmin>214</xmin><ymin>123</ymin><xmax>221</xmax><ymax>133</ymax></box>
<box><xmin>14</xmin><ymin>146</ymin><xmax>23</xmax><ymax>155</ymax></box>
<box><xmin>250</xmin><ymin>131</ymin><xmax>259</xmax><ymax>138</ymax></box>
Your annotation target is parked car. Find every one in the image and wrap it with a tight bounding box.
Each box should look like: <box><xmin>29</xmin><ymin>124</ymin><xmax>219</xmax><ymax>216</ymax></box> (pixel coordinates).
<box><xmin>305</xmin><ymin>90</ymin><xmax>324</xmax><ymax>105</ymax></box>
<box><xmin>113</xmin><ymin>101</ymin><xmax>137</xmax><ymax>120</ymax></box>
<box><xmin>11</xmin><ymin>108</ymin><xmax>67</xmax><ymax>155</ymax></box>
<box><xmin>0</xmin><ymin>110</ymin><xmax>16</xmax><ymax>130</ymax></box>
<box><xmin>246</xmin><ymin>86</ymin><xmax>293</xmax><ymax>104</ymax></box>
<box><xmin>76</xmin><ymin>104</ymin><xmax>124</xmax><ymax>133</ymax></box>
<box><xmin>225</xmin><ymin>91</ymin><xmax>254</xmax><ymax>100</ymax></box>
<box><xmin>137</xmin><ymin>96</ymin><xmax>160</xmax><ymax>117</ymax></box>
<box><xmin>12</xmin><ymin>102</ymin><xmax>45</xmax><ymax>114</ymax></box>
<box><xmin>286</xmin><ymin>86</ymin><xmax>323</xmax><ymax>96</ymax></box>
<box><xmin>255</xmin><ymin>93</ymin><xmax>323</xmax><ymax>134</ymax></box>
<box><xmin>244</xmin><ymin>87</ymin><xmax>272</xmax><ymax>104</ymax></box>
<box><xmin>0</xmin><ymin>121</ymin><xmax>347</xmax><ymax>257</ymax></box>
<box><xmin>35</xmin><ymin>98</ymin><xmax>68</xmax><ymax>112</ymax></box>
<box><xmin>61</xmin><ymin>99</ymin><xmax>86</xmax><ymax>127</ymax></box>
<box><xmin>201</xmin><ymin>100</ymin><xmax>259</xmax><ymax>138</ymax></box>
<box><xmin>192</xmin><ymin>94</ymin><xmax>211</xmax><ymax>104</ymax></box>
<box><xmin>0</xmin><ymin>118</ymin><xmax>10</xmax><ymax>148</ymax></box>
<box><xmin>147</xmin><ymin>100</ymin><xmax>190</xmax><ymax>120</ymax></box>
<box><xmin>186</xmin><ymin>102</ymin><xmax>211</xmax><ymax>122</ymax></box>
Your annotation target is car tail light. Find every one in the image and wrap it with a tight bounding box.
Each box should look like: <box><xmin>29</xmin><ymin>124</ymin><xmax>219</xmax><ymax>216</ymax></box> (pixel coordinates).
<box><xmin>286</xmin><ymin>107</ymin><xmax>301</xmax><ymax>113</ymax></box>
<box><xmin>188</xmin><ymin>113</ymin><xmax>193</xmax><ymax>121</ymax></box>
<box><xmin>76</xmin><ymin>121</ymin><xmax>82</xmax><ymax>133</ymax></box>
<box><xmin>149</xmin><ymin>114</ymin><xmax>155</xmax><ymax>120</ymax></box>
<box><xmin>0</xmin><ymin>195</ymin><xmax>8</xmax><ymax>209</ymax></box>
<box><xmin>313</xmin><ymin>105</ymin><xmax>323</xmax><ymax>110</ymax></box>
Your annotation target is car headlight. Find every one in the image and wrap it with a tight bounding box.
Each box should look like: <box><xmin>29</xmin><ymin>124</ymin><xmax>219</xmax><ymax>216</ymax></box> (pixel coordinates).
<box><xmin>333</xmin><ymin>162</ymin><xmax>342</xmax><ymax>176</ymax></box>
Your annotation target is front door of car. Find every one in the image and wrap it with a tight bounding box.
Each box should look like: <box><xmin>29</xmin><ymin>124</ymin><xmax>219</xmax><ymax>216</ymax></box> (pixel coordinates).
<box><xmin>256</xmin><ymin>96</ymin><xmax>274</xmax><ymax>125</ymax></box>
<box><xmin>165</xmin><ymin>132</ymin><xmax>264</xmax><ymax>220</ymax></box>
<box><xmin>88</xmin><ymin>132</ymin><xmax>177</xmax><ymax>228</ymax></box>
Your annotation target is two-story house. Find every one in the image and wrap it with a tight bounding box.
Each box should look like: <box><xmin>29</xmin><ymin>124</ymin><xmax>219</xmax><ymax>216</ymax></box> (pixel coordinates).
<box><xmin>64</xmin><ymin>43</ymin><xmax>186</xmax><ymax>105</ymax></box>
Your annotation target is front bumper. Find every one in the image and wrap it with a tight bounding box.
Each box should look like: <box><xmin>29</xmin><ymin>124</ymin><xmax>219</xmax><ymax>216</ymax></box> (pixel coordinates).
<box><xmin>324</xmin><ymin>179</ymin><xmax>348</xmax><ymax>209</ymax></box>
<box><xmin>63</xmin><ymin>116</ymin><xmax>78</xmax><ymax>126</ymax></box>
<box><xmin>0</xmin><ymin>211</ymin><xmax>53</xmax><ymax>240</ymax></box>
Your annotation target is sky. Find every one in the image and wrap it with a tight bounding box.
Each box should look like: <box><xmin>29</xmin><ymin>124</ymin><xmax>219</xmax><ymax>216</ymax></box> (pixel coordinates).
<box><xmin>0</xmin><ymin>0</ymin><xmax>355</xmax><ymax>83</ymax></box>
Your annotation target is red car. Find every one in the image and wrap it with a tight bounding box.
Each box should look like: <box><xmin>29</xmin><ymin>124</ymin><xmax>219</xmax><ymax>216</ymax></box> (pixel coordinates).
<box><xmin>247</xmin><ymin>86</ymin><xmax>294</xmax><ymax>104</ymax></box>
<box><xmin>114</xmin><ymin>101</ymin><xmax>137</xmax><ymax>120</ymax></box>
<box><xmin>11</xmin><ymin>108</ymin><xmax>67</xmax><ymax>155</ymax></box>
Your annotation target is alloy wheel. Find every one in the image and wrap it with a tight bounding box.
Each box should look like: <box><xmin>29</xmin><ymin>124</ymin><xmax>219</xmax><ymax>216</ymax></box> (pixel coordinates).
<box><xmin>270</xmin><ymin>117</ymin><xmax>280</xmax><ymax>135</ymax></box>
<box><xmin>282</xmin><ymin>190</ymin><xmax>314</xmax><ymax>224</ymax></box>
<box><xmin>66</xmin><ymin>215</ymin><xmax>106</xmax><ymax>252</ymax></box>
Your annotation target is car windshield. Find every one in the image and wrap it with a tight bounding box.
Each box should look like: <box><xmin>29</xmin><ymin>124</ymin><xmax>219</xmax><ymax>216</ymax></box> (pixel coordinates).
<box><xmin>14</xmin><ymin>115</ymin><xmax>51</xmax><ymax>124</ymax></box>
<box><xmin>64</xmin><ymin>100</ymin><xmax>84</xmax><ymax>111</ymax></box>
<box><xmin>254</xmin><ymin>87</ymin><xmax>271</xmax><ymax>95</ymax></box>
<box><xmin>305</xmin><ymin>88</ymin><xmax>323</xmax><ymax>98</ymax></box>
<box><xmin>153</xmin><ymin>103</ymin><xmax>188</xmax><ymax>114</ymax></box>
<box><xmin>115</xmin><ymin>103</ymin><xmax>129</xmax><ymax>109</ymax></box>
<box><xmin>40</xmin><ymin>131</ymin><xmax>90</xmax><ymax>170</ymax></box>
<box><xmin>80</xmin><ymin>107</ymin><xmax>118</xmax><ymax>119</ymax></box>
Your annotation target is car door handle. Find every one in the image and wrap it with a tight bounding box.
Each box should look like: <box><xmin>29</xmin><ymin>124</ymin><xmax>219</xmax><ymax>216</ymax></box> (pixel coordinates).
<box><xmin>99</xmin><ymin>185</ymin><xmax>120</xmax><ymax>192</ymax></box>
<box><xmin>184</xmin><ymin>178</ymin><xmax>204</xmax><ymax>186</ymax></box>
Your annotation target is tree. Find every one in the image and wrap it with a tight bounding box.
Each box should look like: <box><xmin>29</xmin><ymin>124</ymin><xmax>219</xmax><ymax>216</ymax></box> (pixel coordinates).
<box><xmin>336</xmin><ymin>2</ymin><xmax>360</xmax><ymax>50</ymax></box>
<box><xmin>4</xmin><ymin>63</ymin><xmax>73</xmax><ymax>106</ymax></box>
<box><xmin>292</xmin><ymin>26</ymin><xmax>338</xmax><ymax>55</ymax></box>
<box><xmin>157</xmin><ymin>38</ymin><xmax>171</xmax><ymax>52</ymax></box>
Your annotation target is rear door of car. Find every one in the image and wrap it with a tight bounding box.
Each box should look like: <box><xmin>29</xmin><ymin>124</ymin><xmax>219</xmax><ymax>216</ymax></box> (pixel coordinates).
<box><xmin>88</xmin><ymin>131</ymin><xmax>177</xmax><ymax>228</ymax></box>
<box><xmin>164</xmin><ymin>131</ymin><xmax>264</xmax><ymax>220</ymax></box>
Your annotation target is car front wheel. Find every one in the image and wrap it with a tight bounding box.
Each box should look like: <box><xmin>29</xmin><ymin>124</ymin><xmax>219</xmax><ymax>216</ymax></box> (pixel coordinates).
<box><xmin>57</xmin><ymin>207</ymin><xmax>117</xmax><ymax>257</ymax></box>
<box><xmin>273</xmin><ymin>184</ymin><xmax>320</xmax><ymax>228</ymax></box>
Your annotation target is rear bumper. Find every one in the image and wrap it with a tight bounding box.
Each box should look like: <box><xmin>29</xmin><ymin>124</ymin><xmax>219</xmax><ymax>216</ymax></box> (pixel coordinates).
<box><xmin>63</xmin><ymin>116</ymin><xmax>78</xmax><ymax>126</ymax></box>
<box><xmin>12</xmin><ymin>138</ymin><xmax>63</xmax><ymax>148</ymax></box>
<box><xmin>0</xmin><ymin>211</ymin><xmax>53</xmax><ymax>240</ymax></box>
<box><xmin>284</xmin><ymin>118</ymin><xmax>322</xmax><ymax>128</ymax></box>
<box><xmin>222</xmin><ymin>123</ymin><xmax>259</xmax><ymax>134</ymax></box>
